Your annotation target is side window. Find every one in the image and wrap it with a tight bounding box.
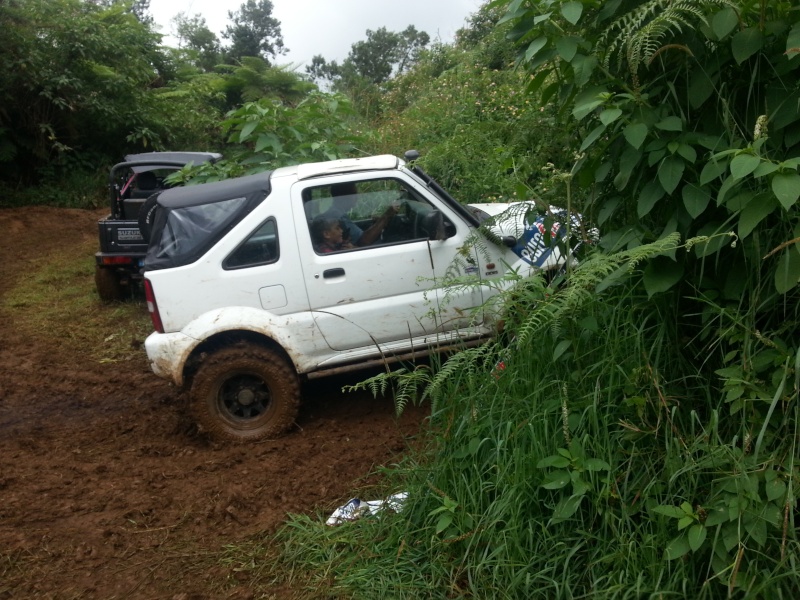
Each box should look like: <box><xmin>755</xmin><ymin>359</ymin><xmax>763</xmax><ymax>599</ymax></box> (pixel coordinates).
<box><xmin>223</xmin><ymin>218</ymin><xmax>279</xmax><ymax>269</ymax></box>
<box><xmin>304</xmin><ymin>179</ymin><xmax>449</xmax><ymax>255</ymax></box>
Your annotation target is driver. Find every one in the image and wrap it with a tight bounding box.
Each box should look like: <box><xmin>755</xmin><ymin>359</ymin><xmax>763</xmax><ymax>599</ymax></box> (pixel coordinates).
<box><xmin>322</xmin><ymin>182</ymin><xmax>398</xmax><ymax>247</ymax></box>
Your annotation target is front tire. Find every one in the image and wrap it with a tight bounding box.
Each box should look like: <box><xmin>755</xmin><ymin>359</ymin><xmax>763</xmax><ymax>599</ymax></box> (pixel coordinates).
<box><xmin>190</xmin><ymin>344</ymin><xmax>300</xmax><ymax>442</ymax></box>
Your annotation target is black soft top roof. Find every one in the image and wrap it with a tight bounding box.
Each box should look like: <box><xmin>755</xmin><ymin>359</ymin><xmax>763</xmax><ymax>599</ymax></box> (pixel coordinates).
<box><xmin>122</xmin><ymin>152</ymin><xmax>222</xmax><ymax>173</ymax></box>
<box><xmin>157</xmin><ymin>171</ymin><xmax>272</xmax><ymax>208</ymax></box>
<box><xmin>144</xmin><ymin>171</ymin><xmax>273</xmax><ymax>271</ymax></box>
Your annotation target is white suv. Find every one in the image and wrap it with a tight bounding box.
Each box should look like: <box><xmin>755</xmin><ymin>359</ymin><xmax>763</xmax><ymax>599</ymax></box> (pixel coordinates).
<box><xmin>142</xmin><ymin>152</ymin><xmax>583</xmax><ymax>441</ymax></box>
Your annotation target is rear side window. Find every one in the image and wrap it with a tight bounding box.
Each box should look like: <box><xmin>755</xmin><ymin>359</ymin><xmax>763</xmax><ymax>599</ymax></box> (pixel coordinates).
<box><xmin>152</xmin><ymin>196</ymin><xmax>247</xmax><ymax>261</ymax></box>
<box><xmin>224</xmin><ymin>219</ymin><xmax>279</xmax><ymax>269</ymax></box>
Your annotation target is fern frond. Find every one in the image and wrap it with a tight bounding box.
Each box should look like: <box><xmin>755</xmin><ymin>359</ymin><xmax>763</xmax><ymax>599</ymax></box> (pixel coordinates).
<box><xmin>597</xmin><ymin>0</ymin><xmax>737</xmax><ymax>79</ymax></box>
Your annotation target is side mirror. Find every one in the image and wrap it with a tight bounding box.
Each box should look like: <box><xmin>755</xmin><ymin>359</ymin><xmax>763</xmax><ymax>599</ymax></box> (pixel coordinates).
<box><xmin>424</xmin><ymin>210</ymin><xmax>446</xmax><ymax>241</ymax></box>
<box><xmin>502</xmin><ymin>235</ymin><xmax>517</xmax><ymax>247</ymax></box>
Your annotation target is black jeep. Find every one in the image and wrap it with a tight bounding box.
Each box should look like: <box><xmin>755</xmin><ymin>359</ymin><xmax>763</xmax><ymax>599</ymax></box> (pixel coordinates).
<box><xmin>95</xmin><ymin>151</ymin><xmax>221</xmax><ymax>301</ymax></box>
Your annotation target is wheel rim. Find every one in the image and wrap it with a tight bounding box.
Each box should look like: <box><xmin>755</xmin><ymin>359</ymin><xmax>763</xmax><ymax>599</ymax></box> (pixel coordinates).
<box><xmin>215</xmin><ymin>373</ymin><xmax>273</xmax><ymax>425</ymax></box>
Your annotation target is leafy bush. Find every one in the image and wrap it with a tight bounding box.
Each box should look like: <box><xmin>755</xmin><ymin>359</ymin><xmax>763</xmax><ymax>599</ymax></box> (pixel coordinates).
<box><xmin>168</xmin><ymin>92</ymin><xmax>369</xmax><ymax>184</ymax></box>
<box><xmin>271</xmin><ymin>233</ymin><xmax>799</xmax><ymax>598</ymax></box>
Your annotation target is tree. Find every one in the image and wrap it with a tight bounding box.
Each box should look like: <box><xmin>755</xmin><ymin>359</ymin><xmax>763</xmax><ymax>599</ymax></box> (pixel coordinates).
<box><xmin>305</xmin><ymin>26</ymin><xmax>430</xmax><ymax>89</ymax></box>
<box><xmin>218</xmin><ymin>57</ymin><xmax>315</xmax><ymax>108</ymax></box>
<box><xmin>223</xmin><ymin>0</ymin><xmax>285</xmax><ymax>63</ymax></box>
<box><xmin>0</xmin><ymin>0</ymin><xmax>167</xmax><ymax>181</ymax></box>
<box><xmin>173</xmin><ymin>12</ymin><xmax>221</xmax><ymax>72</ymax></box>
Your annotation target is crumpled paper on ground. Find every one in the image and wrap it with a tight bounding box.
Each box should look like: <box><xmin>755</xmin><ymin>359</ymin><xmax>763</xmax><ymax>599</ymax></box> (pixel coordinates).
<box><xmin>325</xmin><ymin>492</ymin><xmax>408</xmax><ymax>526</ymax></box>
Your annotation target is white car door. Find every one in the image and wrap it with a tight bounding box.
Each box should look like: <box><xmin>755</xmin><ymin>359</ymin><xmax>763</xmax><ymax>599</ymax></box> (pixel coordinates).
<box><xmin>293</xmin><ymin>175</ymin><xmax>484</xmax><ymax>352</ymax></box>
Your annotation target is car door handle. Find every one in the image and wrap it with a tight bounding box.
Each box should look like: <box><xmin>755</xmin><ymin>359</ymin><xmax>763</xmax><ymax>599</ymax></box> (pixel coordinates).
<box><xmin>323</xmin><ymin>268</ymin><xmax>345</xmax><ymax>279</ymax></box>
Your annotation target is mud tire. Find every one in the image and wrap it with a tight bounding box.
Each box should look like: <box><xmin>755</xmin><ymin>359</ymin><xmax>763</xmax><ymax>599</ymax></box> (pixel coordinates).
<box><xmin>191</xmin><ymin>344</ymin><xmax>300</xmax><ymax>442</ymax></box>
<box><xmin>95</xmin><ymin>265</ymin><xmax>125</xmax><ymax>302</ymax></box>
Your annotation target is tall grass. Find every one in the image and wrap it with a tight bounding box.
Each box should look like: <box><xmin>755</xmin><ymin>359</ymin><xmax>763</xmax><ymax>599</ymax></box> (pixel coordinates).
<box><xmin>264</xmin><ymin>236</ymin><xmax>799</xmax><ymax>599</ymax></box>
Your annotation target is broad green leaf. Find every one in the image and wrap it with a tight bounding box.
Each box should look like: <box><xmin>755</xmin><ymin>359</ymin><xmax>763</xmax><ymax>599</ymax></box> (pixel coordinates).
<box><xmin>580</xmin><ymin>124</ymin><xmax>607</xmax><ymax>152</ymax></box>
<box><xmin>730</xmin><ymin>154</ymin><xmax>761</xmax><ymax>179</ymax></box>
<box><xmin>572</xmin><ymin>86</ymin><xmax>607</xmax><ymax>120</ymax></box>
<box><xmin>705</xmin><ymin>507</ymin><xmax>729</xmax><ymax>527</ymax></box>
<box><xmin>542</xmin><ymin>470</ymin><xmax>571</xmax><ymax>489</ymax></box>
<box><xmin>753</xmin><ymin>161</ymin><xmax>779</xmax><ymax>177</ymax></box>
<box><xmin>599</xmin><ymin>108</ymin><xmax>622</xmax><ymax>125</ymax></box>
<box><xmin>653</xmin><ymin>505</ymin><xmax>685</xmax><ymax>519</ymax></box>
<box><xmin>682</xmin><ymin>184</ymin><xmax>711</xmax><ymax>218</ymax></box>
<box><xmin>656</xmin><ymin>116</ymin><xmax>683</xmax><ymax>131</ymax></box>
<box><xmin>781</xmin><ymin>158</ymin><xmax>800</xmax><ymax>170</ymax></box>
<box><xmin>678</xmin><ymin>516</ymin><xmax>694</xmax><ymax>530</ymax></box>
<box><xmin>553</xmin><ymin>340</ymin><xmax>572</xmax><ymax>361</ymax></box>
<box><xmin>614</xmin><ymin>147</ymin><xmax>641</xmax><ymax>190</ymax></box>
<box><xmin>717</xmin><ymin>175</ymin><xmax>739</xmax><ymax>206</ymax></box>
<box><xmin>677</xmin><ymin>144</ymin><xmax>697</xmax><ymax>163</ymax></box>
<box><xmin>648</xmin><ymin>149</ymin><xmax>666</xmax><ymax>167</ymax></box>
<box><xmin>712</xmin><ymin>8</ymin><xmax>738</xmax><ymax>40</ymax></box>
<box><xmin>238</xmin><ymin>120</ymin><xmax>259</xmax><ymax>142</ymax></box>
<box><xmin>688</xmin><ymin>524</ymin><xmax>707</xmax><ymax>551</ymax></box>
<box><xmin>537</xmin><ymin>455</ymin><xmax>571</xmax><ymax>468</ymax></box>
<box><xmin>765</xmin><ymin>477</ymin><xmax>786</xmax><ymax>502</ymax></box>
<box><xmin>571</xmin><ymin>477</ymin><xmax>590</xmax><ymax>497</ymax></box>
<box><xmin>775</xmin><ymin>249</ymin><xmax>800</xmax><ymax>294</ymax></box>
<box><xmin>643</xmin><ymin>256</ymin><xmax>684</xmax><ymax>298</ymax></box>
<box><xmin>524</xmin><ymin>37</ymin><xmax>548</xmax><ymax>62</ymax></box>
<box><xmin>772</xmin><ymin>173</ymin><xmax>800</xmax><ymax>209</ymax></box>
<box><xmin>744</xmin><ymin>516</ymin><xmax>767</xmax><ymax>547</ymax></box>
<box><xmin>688</xmin><ymin>71</ymin><xmax>714</xmax><ymax>109</ymax></box>
<box><xmin>738</xmin><ymin>194</ymin><xmax>776</xmax><ymax>239</ymax></box>
<box><xmin>561</xmin><ymin>2</ymin><xmax>583</xmax><ymax>25</ymax></box>
<box><xmin>595</xmin><ymin>161</ymin><xmax>612</xmax><ymax>183</ymax></box>
<box><xmin>722</xmin><ymin>522</ymin><xmax>739</xmax><ymax>551</ymax></box>
<box><xmin>435</xmin><ymin>513</ymin><xmax>453</xmax><ymax>534</ymax></box>
<box><xmin>624</xmin><ymin>123</ymin><xmax>648</xmax><ymax>149</ymax></box>
<box><xmin>732</xmin><ymin>28</ymin><xmax>763</xmax><ymax>64</ymax></box>
<box><xmin>638</xmin><ymin>181</ymin><xmax>665</xmax><ymax>217</ymax></box>
<box><xmin>255</xmin><ymin>133</ymin><xmax>280</xmax><ymax>153</ymax></box>
<box><xmin>526</xmin><ymin>68</ymin><xmax>553</xmax><ymax>96</ymax></box>
<box><xmin>556</xmin><ymin>36</ymin><xmax>578</xmax><ymax>62</ymax></box>
<box><xmin>700</xmin><ymin>159</ymin><xmax>728</xmax><ymax>185</ymax></box>
<box><xmin>572</xmin><ymin>54</ymin><xmax>597</xmax><ymax>87</ymax></box>
<box><xmin>583</xmin><ymin>458</ymin><xmax>610</xmax><ymax>471</ymax></box>
<box><xmin>787</xmin><ymin>23</ymin><xmax>800</xmax><ymax>58</ymax></box>
<box><xmin>725</xmin><ymin>191</ymin><xmax>753</xmax><ymax>211</ymax></box>
<box><xmin>665</xmin><ymin>534</ymin><xmax>691</xmax><ymax>560</ymax></box>
<box><xmin>658</xmin><ymin>156</ymin><xmax>685</xmax><ymax>194</ymax></box>
<box><xmin>552</xmin><ymin>494</ymin><xmax>583</xmax><ymax>522</ymax></box>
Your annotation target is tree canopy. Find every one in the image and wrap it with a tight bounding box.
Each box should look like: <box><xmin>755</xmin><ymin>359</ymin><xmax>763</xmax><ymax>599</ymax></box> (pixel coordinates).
<box><xmin>223</xmin><ymin>0</ymin><xmax>285</xmax><ymax>63</ymax></box>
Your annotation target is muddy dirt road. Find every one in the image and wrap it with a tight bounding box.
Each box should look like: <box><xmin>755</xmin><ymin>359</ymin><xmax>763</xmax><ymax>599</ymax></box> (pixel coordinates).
<box><xmin>0</xmin><ymin>207</ymin><xmax>426</xmax><ymax>598</ymax></box>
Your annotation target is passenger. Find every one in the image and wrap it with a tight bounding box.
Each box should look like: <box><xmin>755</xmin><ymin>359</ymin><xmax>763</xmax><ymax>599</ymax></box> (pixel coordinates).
<box><xmin>322</xmin><ymin>182</ymin><xmax>398</xmax><ymax>246</ymax></box>
<box><xmin>311</xmin><ymin>217</ymin><xmax>355</xmax><ymax>253</ymax></box>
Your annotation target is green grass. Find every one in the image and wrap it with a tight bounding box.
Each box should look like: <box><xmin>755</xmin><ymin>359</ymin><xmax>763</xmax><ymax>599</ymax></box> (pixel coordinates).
<box><xmin>0</xmin><ymin>237</ymin><xmax>152</xmax><ymax>364</ymax></box>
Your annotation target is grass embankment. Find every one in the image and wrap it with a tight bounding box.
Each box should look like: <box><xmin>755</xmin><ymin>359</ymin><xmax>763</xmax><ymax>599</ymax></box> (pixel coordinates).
<box><xmin>220</xmin><ymin>236</ymin><xmax>800</xmax><ymax>599</ymax></box>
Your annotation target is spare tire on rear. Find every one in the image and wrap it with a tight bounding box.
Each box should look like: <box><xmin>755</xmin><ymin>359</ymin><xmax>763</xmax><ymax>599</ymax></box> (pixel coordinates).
<box><xmin>137</xmin><ymin>193</ymin><xmax>161</xmax><ymax>243</ymax></box>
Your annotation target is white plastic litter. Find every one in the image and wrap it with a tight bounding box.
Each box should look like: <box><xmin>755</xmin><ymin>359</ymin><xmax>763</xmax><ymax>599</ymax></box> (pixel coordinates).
<box><xmin>325</xmin><ymin>492</ymin><xmax>408</xmax><ymax>526</ymax></box>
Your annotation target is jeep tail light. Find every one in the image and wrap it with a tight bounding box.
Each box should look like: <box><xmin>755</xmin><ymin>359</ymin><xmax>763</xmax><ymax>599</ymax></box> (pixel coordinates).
<box><xmin>144</xmin><ymin>278</ymin><xmax>164</xmax><ymax>333</ymax></box>
<box><xmin>99</xmin><ymin>256</ymin><xmax>133</xmax><ymax>265</ymax></box>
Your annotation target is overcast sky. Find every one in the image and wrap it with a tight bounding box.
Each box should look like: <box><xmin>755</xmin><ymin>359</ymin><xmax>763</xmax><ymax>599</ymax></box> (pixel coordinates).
<box><xmin>148</xmin><ymin>0</ymin><xmax>483</xmax><ymax>68</ymax></box>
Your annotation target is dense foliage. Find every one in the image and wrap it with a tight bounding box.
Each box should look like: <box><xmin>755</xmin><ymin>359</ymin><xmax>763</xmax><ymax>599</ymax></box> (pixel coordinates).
<box><xmin>265</xmin><ymin>1</ymin><xmax>800</xmax><ymax>598</ymax></box>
